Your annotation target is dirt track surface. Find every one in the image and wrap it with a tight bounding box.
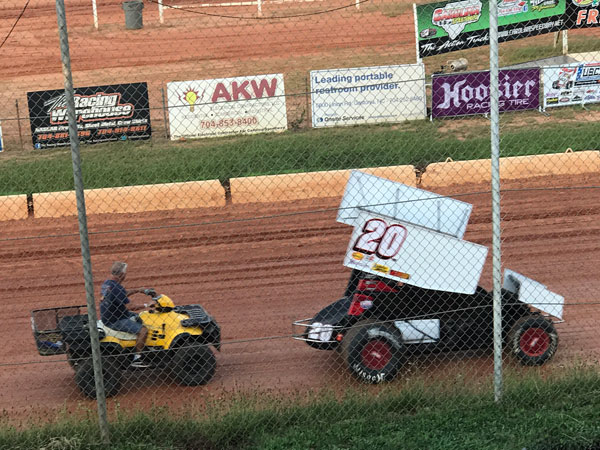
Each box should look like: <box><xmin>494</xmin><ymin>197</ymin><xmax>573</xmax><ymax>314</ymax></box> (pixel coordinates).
<box><xmin>2</xmin><ymin>173</ymin><xmax>600</xmax><ymax>421</ymax></box>
<box><xmin>1</xmin><ymin>0</ymin><xmax>600</xmax><ymax>424</ymax></box>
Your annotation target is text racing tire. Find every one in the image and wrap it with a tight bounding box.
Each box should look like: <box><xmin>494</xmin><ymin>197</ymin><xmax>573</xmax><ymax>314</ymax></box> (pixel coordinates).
<box><xmin>341</xmin><ymin>319</ymin><xmax>405</xmax><ymax>384</ymax></box>
<box><xmin>509</xmin><ymin>315</ymin><xmax>558</xmax><ymax>366</ymax></box>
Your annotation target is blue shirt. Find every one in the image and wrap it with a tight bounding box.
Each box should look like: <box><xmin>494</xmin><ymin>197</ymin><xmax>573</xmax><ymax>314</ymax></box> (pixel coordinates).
<box><xmin>100</xmin><ymin>279</ymin><xmax>131</xmax><ymax>325</ymax></box>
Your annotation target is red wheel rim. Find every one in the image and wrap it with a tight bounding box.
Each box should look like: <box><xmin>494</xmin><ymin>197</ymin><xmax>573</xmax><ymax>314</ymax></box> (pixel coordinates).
<box><xmin>361</xmin><ymin>340</ymin><xmax>392</xmax><ymax>370</ymax></box>
<box><xmin>519</xmin><ymin>327</ymin><xmax>550</xmax><ymax>357</ymax></box>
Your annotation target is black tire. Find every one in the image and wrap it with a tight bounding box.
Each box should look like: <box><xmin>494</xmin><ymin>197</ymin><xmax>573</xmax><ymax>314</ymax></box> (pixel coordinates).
<box><xmin>171</xmin><ymin>343</ymin><xmax>216</xmax><ymax>386</ymax></box>
<box><xmin>508</xmin><ymin>315</ymin><xmax>558</xmax><ymax>366</ymax></box>
<box><xmin>340</xmin><ymin>319</ymin><xmax>405</xmax><ymax>383</ymax></box>
<box><xmin>74</xmin><ymin>357</ymin><xmax>123</xmax><ymax>398</ymax></box>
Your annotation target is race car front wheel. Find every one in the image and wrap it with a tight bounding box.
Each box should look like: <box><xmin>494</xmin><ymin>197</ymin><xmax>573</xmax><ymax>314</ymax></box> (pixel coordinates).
<box><xmin>508</xmin><ymin>315</ymin><xmax>558</xmax><ymax>366</ymax></box>
<box><xmin>341</xmin><ymin>319</ymin><xmax>405</xmax><ymax>383</ymax></box>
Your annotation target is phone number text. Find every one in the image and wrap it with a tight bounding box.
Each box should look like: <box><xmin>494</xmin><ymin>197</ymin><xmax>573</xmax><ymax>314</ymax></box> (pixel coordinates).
<box><xmin>200</xmin><ymin>117</ymin><xmax>258</xmax><ymax>128</ymax></box>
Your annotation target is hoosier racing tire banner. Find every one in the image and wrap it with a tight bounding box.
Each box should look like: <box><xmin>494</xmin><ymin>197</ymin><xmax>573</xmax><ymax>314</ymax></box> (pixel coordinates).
<box><xmin>432</xmin><ymin>68</ymin><xmax>540</xmax><ymax>118</ymax></box>
<box><xmin>27</xmin><ymin>82</ymin><xmax>151</xmax><ymax>149</ymax></box>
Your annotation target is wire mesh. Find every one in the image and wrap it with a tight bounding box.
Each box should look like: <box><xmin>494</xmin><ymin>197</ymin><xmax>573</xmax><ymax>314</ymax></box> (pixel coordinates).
<box><xmin>1</xmin><ymin>0</ymin><xmax>600</xmax><ymax>446</ymax></box>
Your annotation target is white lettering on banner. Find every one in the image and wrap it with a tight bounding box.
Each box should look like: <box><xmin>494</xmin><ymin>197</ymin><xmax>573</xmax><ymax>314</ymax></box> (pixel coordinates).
<box><xmin>438</xmin><ymin>74</ymin><xmax>535</xmax><ymax>109</ymax></box>
<box><xmin>46</xmin><ymin>92</ymin><xmax>134</xmax><ymax>124</ymax></box>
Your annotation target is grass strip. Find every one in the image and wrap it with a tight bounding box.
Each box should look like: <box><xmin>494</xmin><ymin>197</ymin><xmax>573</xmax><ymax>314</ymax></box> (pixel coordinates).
<box><xmin>2</xmin><ymin>369</ymin><xmax>600</xmax><ymax>449</ymax></box>
<box><xmin>0</xmin><ymin>112</ymin><xmax>598</xmax><ymax>196</ymax></box>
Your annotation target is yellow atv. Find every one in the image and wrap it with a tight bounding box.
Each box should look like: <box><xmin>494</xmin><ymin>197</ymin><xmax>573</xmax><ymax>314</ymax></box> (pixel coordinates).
<box><xmin>31</xmin><ymin>290</ymin><xmax>221</xmax><ymax>398</ymax></box>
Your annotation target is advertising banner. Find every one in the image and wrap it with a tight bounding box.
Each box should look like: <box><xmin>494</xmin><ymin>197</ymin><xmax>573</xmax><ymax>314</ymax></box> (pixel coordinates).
<box><xmin>415</xmin><ymin>0</ymin><xmax>566</xmax><ymax>58</ymax></box>
<box><xmin>27</xmin><ymin>83</ymin><xmax>151</xmax><ymax>149</ymax></box>
<box><xmin>543</xmin><ymin>62</ymin><xmax>600</xmax><ymax>108</ymax></box>
<box><xmin>563</xmin><ymin>0</ymin><xmax>600</xmax><ymax>30</ymax></box>
<box><xmin>310</xmin><ymin>64</ymin><xmax>426</xmax><ymax>128</ymax></box>
<box><xmin>432</xmin><ymin>68</ymin><xmax>540</xmax><ymax>118</ymax></box>
<box><xmin>343</xmin><ymin>210</ymin><xmax>488</xmax><ymax>294</ymax></box>
<box><xmin>167</xmin><ymin>74</ymin><xmax>287</xmax><ymax>140</ymax></box>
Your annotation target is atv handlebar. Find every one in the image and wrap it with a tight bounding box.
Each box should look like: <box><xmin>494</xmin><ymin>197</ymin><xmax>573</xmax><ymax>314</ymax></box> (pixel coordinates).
<box><xmin>143</xmin><ymin>288</ymin><xmax>157</xmax><ymax>298</ymax></box>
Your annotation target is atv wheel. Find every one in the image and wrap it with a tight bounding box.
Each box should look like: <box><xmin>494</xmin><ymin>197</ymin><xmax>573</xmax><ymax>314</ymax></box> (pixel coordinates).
<box><xmin>75</xmin><ymin>357</ymin><xmax>123</xmax><ymax>398</ymax></box>
<box><xmin>509</xmin><ymin>315</ymin><xmax>558</xmax><ymax>366</ymax></box>
<box><xmin>171</xmin><ymin>343</ymin><xmax>216</xmax><ymax>386</ymax></box>
<box><xmin>341</xmin><ymin>320</ymin><xmax>405</xmax><ymax>384</ymax></box>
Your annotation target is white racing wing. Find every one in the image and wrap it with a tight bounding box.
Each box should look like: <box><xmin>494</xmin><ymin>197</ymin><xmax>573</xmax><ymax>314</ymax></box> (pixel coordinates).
<box><xmin>503</xmin><ymin>269</ymin><xmax>564</xmax><ymax>320</ymax></box>
<box><xmin>337</xmin><ymin>170</ymin><xmax>473</xmax><ymax>238</ymax></box>
<box><xmin>344</xmin><ymin>210</ymin><xmax>488</xmax><ymax>294</ymax></box>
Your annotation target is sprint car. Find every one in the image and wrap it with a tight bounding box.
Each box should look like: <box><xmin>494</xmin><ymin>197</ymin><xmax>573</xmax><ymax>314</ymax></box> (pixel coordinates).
<box><xmin>293</xmin><ymin>170</ymin><xmax>563</xmax><ymax>383</ymax></box>
<box><xmin>293</xmin><ymin>268</ymin><xmax>561</xmax><ymax>383</ymax></box>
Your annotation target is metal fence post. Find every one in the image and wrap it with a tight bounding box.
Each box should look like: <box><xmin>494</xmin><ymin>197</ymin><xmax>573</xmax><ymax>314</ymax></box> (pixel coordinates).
<box><xmin>92</xmin><ymin>0</ymin><xmax>98</xmax><ymax>29</ymax></box>
<box><xmin>489</xmin><ymin>0</ymin><xmax>503</xmax><ymax>403</ymax></box>
<box><xmin>55</xmin><ymin>0</ymin><xmax>110</xmax><ymax>443</ymax></box>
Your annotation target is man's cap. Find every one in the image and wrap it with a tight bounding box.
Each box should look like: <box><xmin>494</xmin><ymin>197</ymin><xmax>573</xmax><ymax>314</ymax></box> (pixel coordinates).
<box><xmin>111</xmin><ymin>261</ymin><xmax>128</xmax><ymax>276</ymax></box>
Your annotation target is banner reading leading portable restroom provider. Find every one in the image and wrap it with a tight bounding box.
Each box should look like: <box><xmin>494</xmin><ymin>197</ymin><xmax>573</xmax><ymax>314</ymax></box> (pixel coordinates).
<box><xmin>415</xmin><ymin>0</ymin><xmax>566</xmax><ymax>58</ymax></box>
<box><xmin>167</xmin><ymin>74</ymin><xmax>287</xmax><ymax>140</ymax></box>
<box><xmin>543</xmin><ymin>62</ymin><xmax>600</xmax><ymax>108</ymax></box>
<box><xmin>310</xmin><ymin>64</ymin><xmax>426</xmax><ymax>128</ymax></box>
<box><xmin>27</xmin><ymin>83</ymin><xmax>151</xmax><ymax>149</ymax></box>
<box><xmin>432</xmin><ymin>68</ymin><xmax>540</xmax><ymax>118</ymax></box>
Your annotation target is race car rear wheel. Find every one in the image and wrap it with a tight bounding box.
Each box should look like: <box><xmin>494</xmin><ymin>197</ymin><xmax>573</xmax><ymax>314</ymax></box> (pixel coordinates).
<box><xmin>508</xmin><ymin>315</ymin><xmax>558</xmax><ymax>366</ymax></box>
<box><xmin>171</xmin><ymin>342</ymin><xmax>216</xmax><ymax>386</ymax></box>
<box><xmin>75</xmin><ymin>357</ymin><xmax>123</xmax><ymax>398</ymax></box>
<box><xmin>341</xmin><ymin>319</ymin><xmax>405</xmax><ymax>383</ymax></box>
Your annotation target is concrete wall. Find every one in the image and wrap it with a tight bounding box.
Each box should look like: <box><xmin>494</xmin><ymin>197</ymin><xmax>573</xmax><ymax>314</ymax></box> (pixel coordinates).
<box><xmin>2</xmin><ymin>151</ymin><xmax>598</xmax><ymax>221</ymax></box>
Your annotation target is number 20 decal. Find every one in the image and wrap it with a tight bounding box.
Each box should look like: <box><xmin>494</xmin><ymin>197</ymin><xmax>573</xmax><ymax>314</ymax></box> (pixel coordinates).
<box><xmin>352</xmin><ymin>218</ymin><xmax>407</xmax><ymax>259</ymax></box>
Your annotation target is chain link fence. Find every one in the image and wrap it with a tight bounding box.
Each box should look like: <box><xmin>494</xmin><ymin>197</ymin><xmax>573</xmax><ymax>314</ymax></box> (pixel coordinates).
<box><xmin>1</xmin><ymin>0</ymin><xmax>600</xmax><ymax>446</ymax></box>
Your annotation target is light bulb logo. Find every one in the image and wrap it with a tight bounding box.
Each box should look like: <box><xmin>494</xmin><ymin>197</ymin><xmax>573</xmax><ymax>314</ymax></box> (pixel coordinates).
<box><xmin>182</xmin><ymin>88</ymin><xmax>200</xmax><ymax>113</ymax></box>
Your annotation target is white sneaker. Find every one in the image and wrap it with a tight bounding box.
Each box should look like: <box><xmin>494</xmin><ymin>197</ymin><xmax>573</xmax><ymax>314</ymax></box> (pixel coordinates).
<box><xmin>130</xmin><ymin>354</ymin><xmax>149</xmax><ymax>368</ymax></box>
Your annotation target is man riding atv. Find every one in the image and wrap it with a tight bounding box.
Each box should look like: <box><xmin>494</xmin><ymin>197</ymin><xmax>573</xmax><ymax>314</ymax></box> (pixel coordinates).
<box><xmin>100</xmin><ymin>261</ymin><xmax>152</xmax><ymax>368</ymax></box>
<box><xmin>32</xmin><ymin>265</ymin><xmax>221</xmax><ymax>398</ymax></box>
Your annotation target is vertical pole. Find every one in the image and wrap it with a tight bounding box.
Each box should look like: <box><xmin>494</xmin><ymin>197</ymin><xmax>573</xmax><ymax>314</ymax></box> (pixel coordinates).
<box><xmin>92</xmin><ymin>0</ymin><xmax>98</xmax><ymax>29</ymax></box>
<box><xmin>257</xmin><ymin>0</ymin><xmax>262</xmax><ymax>17</ymax></box>
<box><xmin>15</xmin><ymin>99</ymin><xmax>24</xmax><ymax>150</ymax></box>
<box><xmin>355</xmin><ymin>0</ymin><xmax>360</xmax><ymax>10</ymax></box>
<box><xmin>55</xmin><ymin>0</ymin><xmax>110</xmax><ymax>443</ymax></box>
<box><xmin>413</xmin><ymin>4</ymin><xmax>422</xmax><ymax>64</ymax></box>
<box><xmin>161</xmin><ymin>87</ymin><xmax>170</xmax><ymax>139</ymax></box>
<box><xmin>305</xmin><ymin>76</ymin><xmax>310</xmax><ymax>128</ymax></box>
<box><xmin>159</xmin><ymin>0</ymin><xmax>164</xmax><ymax>24</ymax></box>
<box><xmin>489</xmin><ymin>0</ymin><xmax>502</xmax><ymax>403</ymax></box>
<box><xmin>562</xmin><ymin>30</ymin><xmax>568</xmax><ymax>55</ymax></box>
